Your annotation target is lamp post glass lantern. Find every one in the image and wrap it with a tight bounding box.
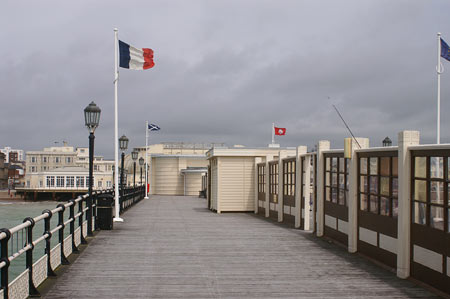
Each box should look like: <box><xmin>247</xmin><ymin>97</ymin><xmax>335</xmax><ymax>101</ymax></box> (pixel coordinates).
<box><xmin>382</xmin><ymin>136</ymin><xmax>392</xmax><ymax>147</ymax></box>
<box><xmin>119</xmin><ymin>135</ymin><xmax>129</xmax><ymax>151</ymax></box>
<box><xmin>119</xmin><ymin>135</ymin><xmax>128</xmax><ymax>201</ymax></box>
<box><xmin>84</xmin><ymin>101</ymin><xmax>101</xmax><ymax>237</ymax></box>
<box><xmin>84</xmin><ymin>101</ymin><xmax>101</xmax><ymax>133</ymax></box>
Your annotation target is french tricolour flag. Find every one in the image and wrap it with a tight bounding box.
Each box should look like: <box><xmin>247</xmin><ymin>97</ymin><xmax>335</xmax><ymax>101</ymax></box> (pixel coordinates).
<box><xmin>119</xmin><ymin>40</ymin><xmax>155</xmax><ymax>70</ymax></box>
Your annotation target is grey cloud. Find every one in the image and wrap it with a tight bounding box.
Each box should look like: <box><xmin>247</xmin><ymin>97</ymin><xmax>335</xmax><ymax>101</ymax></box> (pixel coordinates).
<box><xmin>1</xmin><ymin>0</ymin><xmax>450</xmax><ymax>158</ymax></box>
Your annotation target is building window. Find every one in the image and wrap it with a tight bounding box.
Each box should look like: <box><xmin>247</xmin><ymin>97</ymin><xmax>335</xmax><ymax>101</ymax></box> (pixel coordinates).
<box><xmin>80</xmin><ymin>149</ymin><xmax>85</xmax><ymax>153</ymax></box>
<box><xmin>79</xmin><ymin>158</ymin><xmax>85</xmax><ymax>161</ymax></box>
<box><xmin>86</xmin><ymin>176</ymin><xmax>91</xmax><ymax>187</ymax></box>
<box><xmin>30</xmin><ymin>166</ymin><xmax>36</xmax><ymax>172</ymax></box>
<box><xmin>359</xmin><ymin>154</ymin><xmax>398</xmax><ymax>217</ymax></box>
<box><xmin>325</xmin><ymin>156</ymin><xmax>349</xmax><ymax>206</ymax></box>
<box><xmin>39</xmin><ymin>180</ymin><xmax>43</xmax><ymax>187</ymax></box>
<box><xmin>98</xmin><ymin>181</ymin><xmax>103</xmax><ymax>188</ymax></box>
<box><xmin>76</xmin><ymin>176</ymin><xmax>85</xmax><ymax>188</ymax></box>
<box><xmin>46</xmin><ymin>176</ymin><xmax>55</xmax><ymax>187</ymax></box>
<box><xmin>27</xmin><ymin>181</ymin><xmax>30</xmax><ymax>187</ymax></box>
<box><xmin>269</xmin><ymin>162</ymin><xmax>278</xmax><ymax>195</ymax></box>
<box><xmin>258</xmin><ymin>164</ymin><xmax>265</xmax><ymax>193</ymax></box>
<box><xmin>412</xmin><ymin>155</ymin><xmax>447</xmax><ymax>230</ymax></box>
<box><xmin>43</xmin><ymin>157</ymin><xmax>47</xmax><ymax>163</ymax></box>
<box><xmin>56</xmin><ymin>176</ymin><xmax>64</xmax><ymax>187</ymax></box>
<box><xmin>66</xmin><ymin>176</ymin><xmax>74</xmax><ymax>187</ymax></box>
<box><xmin>55</xmin><ymin>157</ymin><xmax>60</xmax><ymax>163</ymax></box>
<box><xmin>94</xmin><ymin>165</ymin><xmax>99</xmax><ymax>171</ymax></box>
<box><xmin>283</xmin><ymin>159</ymin><xmax>296</xmax><ymax>197</ymax></box>
<box><xmin>42</xmin><ymin>166</ymin><xmax>47</xmax><ymax>171</ymax></box>
<box><xmin>31</xmin><ymin>156</ymin><xmax>36</xmax><ymax>163</ymax></box>
<box><xmin>66</xmin><ymin>157</ymin><xmax>72</xmax><ymax>163</ymax></box>
<box><xmin>107</xmin><ymin>181</ymin><xmax>112</xmax><ymax>188</ymax></box>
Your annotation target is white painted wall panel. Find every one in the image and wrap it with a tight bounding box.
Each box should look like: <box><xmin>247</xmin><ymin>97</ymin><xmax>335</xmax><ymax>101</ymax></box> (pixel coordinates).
<box><xmin>413</xmin><ymin>245</ymin><xmax>442</xmax><ymax>273</ymax></box>
<box><xmin>188</xmin><ymin>159</ymin><xmax>208</xmax><ymax>168</ymax></box>
<box><xmin>359</xmin><ymin>227</ymin><xmax>377</xmax><ymax>246</ymax></box>
<box><xmin>212</xmin><ymin>159</ymin><xmax>218</xmax><ymax>210</ymax></box>
<box><xmin>337</xmin><ymin>219</ymin><xmax>348</xmax><ymax>235</ymax></box>
<box><xmin>154</xmin><ymin>158</ymin><xmax>183</xmax><ymax>195</ymax></box>
<box><xmin>325</xmin><ymin>215</ymin><xmax>336</xmax><ymax>229</ymax></box>
<box><xmin>447</xmin><ymin>257</ymin><xmax>450</xmax><ymax>277</ymax></box>
<box><xmin>219</xmin><ymin>157</ymin><xmax>255</xmax><ymax>211</ymax></box>
<box><xmin>185</xmin><ymin>173</ymin><xmax>203</xmax><ymax>196</ymax></box>
<box><xmin>290</xmin><ymin>207</ymin><xmax>296</xmax><ymax>216</ymax></box>
<box><xmin>379</xmin><ymin>234</ymin><xmax>397</xmax><ymax>254</ymax></box>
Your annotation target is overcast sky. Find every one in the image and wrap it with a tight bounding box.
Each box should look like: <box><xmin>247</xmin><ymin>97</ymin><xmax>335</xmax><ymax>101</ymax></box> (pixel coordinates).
<box><xmin>1</xmin><ymin>1</ymin><xmax>450</xmax><ymax>158</ymax></box>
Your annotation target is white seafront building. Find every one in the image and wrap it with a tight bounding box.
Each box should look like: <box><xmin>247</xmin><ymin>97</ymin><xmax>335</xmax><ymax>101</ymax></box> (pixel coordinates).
<box><xmin>22</xmin><ymin>143</ymin><xmax>114</xmax><ymax>193</ymax></box>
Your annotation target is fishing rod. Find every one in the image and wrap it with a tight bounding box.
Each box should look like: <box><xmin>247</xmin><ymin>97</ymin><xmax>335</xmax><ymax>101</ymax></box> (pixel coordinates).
<box><xmin>332</xmin><ymin>104</ymin><xmax>361</xmax><ymax>149</ymax></box>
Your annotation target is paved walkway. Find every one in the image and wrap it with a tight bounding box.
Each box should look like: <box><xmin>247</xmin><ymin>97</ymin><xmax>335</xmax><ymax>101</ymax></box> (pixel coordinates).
<box><xmin>43</xmin><ymin>196</ymin><xmax>438</xmax><ymax>298</ymax></box>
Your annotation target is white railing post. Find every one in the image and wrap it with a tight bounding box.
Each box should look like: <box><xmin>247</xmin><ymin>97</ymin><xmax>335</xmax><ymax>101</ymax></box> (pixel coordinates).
<box><xmin>303</xmin><ymin>155</ymin><xmax>312</xmax><ymax>231</ymax></box>
<box><xmin>278</xmin><ymin>150</ymin><xmax>288</xmax><ymax>222</ymax></box>
<box><xmin>295</xmin><ymin>146</ymin><xmax>307</xmax><ymax>228</ymax></box>
<box><xmin>397</xmin><ymin>130</ymin><xmax>420</xmax><ymax>278</ymax></box>
<box><xmin>316</xmin><ymin>141</ymin><xmax>330</xmax><ymax>237</ymax></box>
<box><xmin>255</xmin><ymin>157</ymin><xmax>262</xmax><ymax>214</ymax></box>
<box><xmin>348</xmin><ymin>138</ymin><xmax>369</xmax><ymax>253</ymax></box>
<box><xmin>265</xmin><ymin>155</ymin><xmax>273</xmax><ymax>218</ymax></box>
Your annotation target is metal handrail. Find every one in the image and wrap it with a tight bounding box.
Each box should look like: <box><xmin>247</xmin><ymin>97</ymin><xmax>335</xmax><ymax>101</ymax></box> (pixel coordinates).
<box><xmin>0</xmin><ymin>185</ymin><xmax>145</xmax><ymax>299</ymax></box>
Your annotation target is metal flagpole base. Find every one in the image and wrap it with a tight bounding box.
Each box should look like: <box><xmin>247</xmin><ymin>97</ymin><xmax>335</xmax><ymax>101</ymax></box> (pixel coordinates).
<box><xmin>113</xmin><ymin>217</ymin><xmax>124</xmax><ymax>222</ymax></box>
<box><xmin>144</xmin><ymin>196</ymin><xmax>149</xmax><ymax>199</ymax></box>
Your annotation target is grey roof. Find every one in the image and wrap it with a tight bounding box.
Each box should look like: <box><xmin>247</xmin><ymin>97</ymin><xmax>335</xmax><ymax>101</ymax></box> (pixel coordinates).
<box><xmin>181</xmin><ymin>167</ymin><xmax>207</xmax><ymax>173</ymax></box>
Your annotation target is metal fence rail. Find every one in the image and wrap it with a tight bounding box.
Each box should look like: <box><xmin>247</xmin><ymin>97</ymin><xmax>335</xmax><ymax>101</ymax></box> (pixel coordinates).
<box><xmin>0</xmin><ymin>185</ymin><xmax>144</xmax><ymax>299</ymax></box>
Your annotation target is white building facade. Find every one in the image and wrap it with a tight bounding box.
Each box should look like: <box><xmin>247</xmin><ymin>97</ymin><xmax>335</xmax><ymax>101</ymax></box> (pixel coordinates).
<box><xmin>23</xmin><ymin>143</ymin><xmax>114</xmax><ymax>191</ymax></box>
<box><xmin>0</xmin><ymin>147</ymin><xmax>24</xmax><ymax>163</ymax></box>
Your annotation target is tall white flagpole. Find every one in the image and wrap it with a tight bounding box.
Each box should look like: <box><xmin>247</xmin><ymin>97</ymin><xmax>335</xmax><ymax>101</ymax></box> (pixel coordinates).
<box><xmin>144</xmin><ymin>121</ymin><xmax>149</xmax><ymax>199</ymax></box>
<box><xmin>437</xmin><ymin>32</ymin><xmax>442</xmax><ymax>145</ymax></box>
<box><xmin>113</xmin><ymin>28</ymin><xmax>123</xmax><ymax>222</ymax></box>
<box><xmin>272</xmin><ymin>122</ymin><xmax>275</xmax><ymax>144</ymax></box>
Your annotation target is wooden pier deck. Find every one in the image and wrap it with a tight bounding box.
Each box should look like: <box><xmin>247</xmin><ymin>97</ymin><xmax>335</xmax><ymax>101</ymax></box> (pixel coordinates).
<box><xmin>42</xmin><ymin>196</ymin><xmax>439</xmax><ymax>298</ymax></box>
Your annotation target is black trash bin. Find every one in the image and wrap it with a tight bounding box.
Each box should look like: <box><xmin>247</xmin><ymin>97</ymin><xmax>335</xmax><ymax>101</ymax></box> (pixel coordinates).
<box><xmin>97</xmin><ymin>194</ymin><xmax>114</xmax><ymax>230</ymax></box>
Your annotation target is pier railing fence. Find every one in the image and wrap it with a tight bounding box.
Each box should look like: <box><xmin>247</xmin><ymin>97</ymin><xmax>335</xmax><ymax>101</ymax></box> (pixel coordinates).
<box><xmin>0</xmin><ymin>185</ymin><xmax>144</xmax><ymax>299</ymax></box>
<box><xmin>248</xmin><ymin>132</ymin><xmax>450</xmax><ymax>294</ymax></box>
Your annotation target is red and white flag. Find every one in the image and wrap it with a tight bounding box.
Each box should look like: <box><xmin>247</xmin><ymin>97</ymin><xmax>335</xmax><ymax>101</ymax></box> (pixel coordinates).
<box><xmin>274</xmin><ymin>127</ymin><xmax>286</xmax><ymax>136</ymax></box>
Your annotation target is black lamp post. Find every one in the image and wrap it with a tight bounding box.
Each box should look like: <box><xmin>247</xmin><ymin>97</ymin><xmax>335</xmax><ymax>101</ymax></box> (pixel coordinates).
<box><xmin>382</xmin><ymin>136</ymin><xmax>392</xmax><ymax>147</ymax></box>
<box><xmin>84</xmin><ymin>101</ymin><xmax>101</xmax><ymax>237</ymax></box>
<box><xmin>112</xmin><ymin>165</ymin><xmax>115</xmax><ymax>188</ymax></box>
<box><xmin>132</xmin><ymin>149</ymin><xmax>138</xmax><ymax>188</ymax></box>
<box><xmin>139</xmin><ymin>157</ymin><xmax>144</xmax><ymax>185</ymax></box>
<box><xmin>119</xmin><ymin>135</ymin><xmax>129</xmax><ymax>197</ymax></box>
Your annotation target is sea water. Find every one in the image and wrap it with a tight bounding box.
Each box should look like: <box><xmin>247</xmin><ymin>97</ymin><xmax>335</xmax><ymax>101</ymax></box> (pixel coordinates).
<box><xmin>0</xmin><ymin>200</ymin><xmax>71</xmax><ymax>282</ymax></box>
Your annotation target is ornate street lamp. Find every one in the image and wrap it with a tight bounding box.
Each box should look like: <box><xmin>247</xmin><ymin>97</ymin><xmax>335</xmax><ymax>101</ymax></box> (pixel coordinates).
<box><xmin>139</xmin><ymin>157</ymin><xmax>144</xmax><ymax>185</ymax></box>
<box><xmin>132</xmin><ymin>149</ymin><xmax>138</xmax><ymax>188</ymax></box>
<box><xmin>119</xmin><ymin>135</ymin><xmax>128</xmax><ymax>198</ymax></box>
<box><xmin>84</xmin><ymin>101</ymin><xmax>101</xmax><ymax>237</ymax></box>
<box><xmin>382</xmin><ymin>136</ymin><xmax>392</xmax><ymax>147</ymax></box>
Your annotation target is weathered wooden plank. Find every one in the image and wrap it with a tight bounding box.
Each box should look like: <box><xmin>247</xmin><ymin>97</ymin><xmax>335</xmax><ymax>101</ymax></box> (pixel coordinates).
<box><xmin>42</xmin><ymin>196</ymin><xmax>438</xmax><ymax>298</ymax></box>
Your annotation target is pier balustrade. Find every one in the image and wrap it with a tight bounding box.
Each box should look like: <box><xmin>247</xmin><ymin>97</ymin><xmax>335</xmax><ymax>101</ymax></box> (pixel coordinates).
<box><xmin>323</xmin><ymin>151</ymin><xmax>350</xmax><ymax>245</ymax></box>
<box><xmin>409</xmin><ymin>146</ymin><xmax>450</xmax><ymax>293</ymax></box>
<box><xmin>268</xmin><ymin>161</ymin><xmax>279</xmax><ymax>221</ymax></box>
<box><xmin>0</xmin><ymin>185</ymin><xmax>144</xmax><ymax>299</ymax></box>
<box><xmin>248</xmin><ymin>132</ymin><xmax>450</xmax><ymax>295</ymax></box>
<box><xmin>257</xmin><ymin>163</ymin><xmax>266</xmax><ymax>216</ymax></box>
<box><xmin>282</xmin><ymin>157</ymin><xmax>296</xmax><ymax>226</ymax></box>
<box><xmin>356</xmin><ymin>149</ymin><xmax>399</xmax><ymax>268</ymax></box>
